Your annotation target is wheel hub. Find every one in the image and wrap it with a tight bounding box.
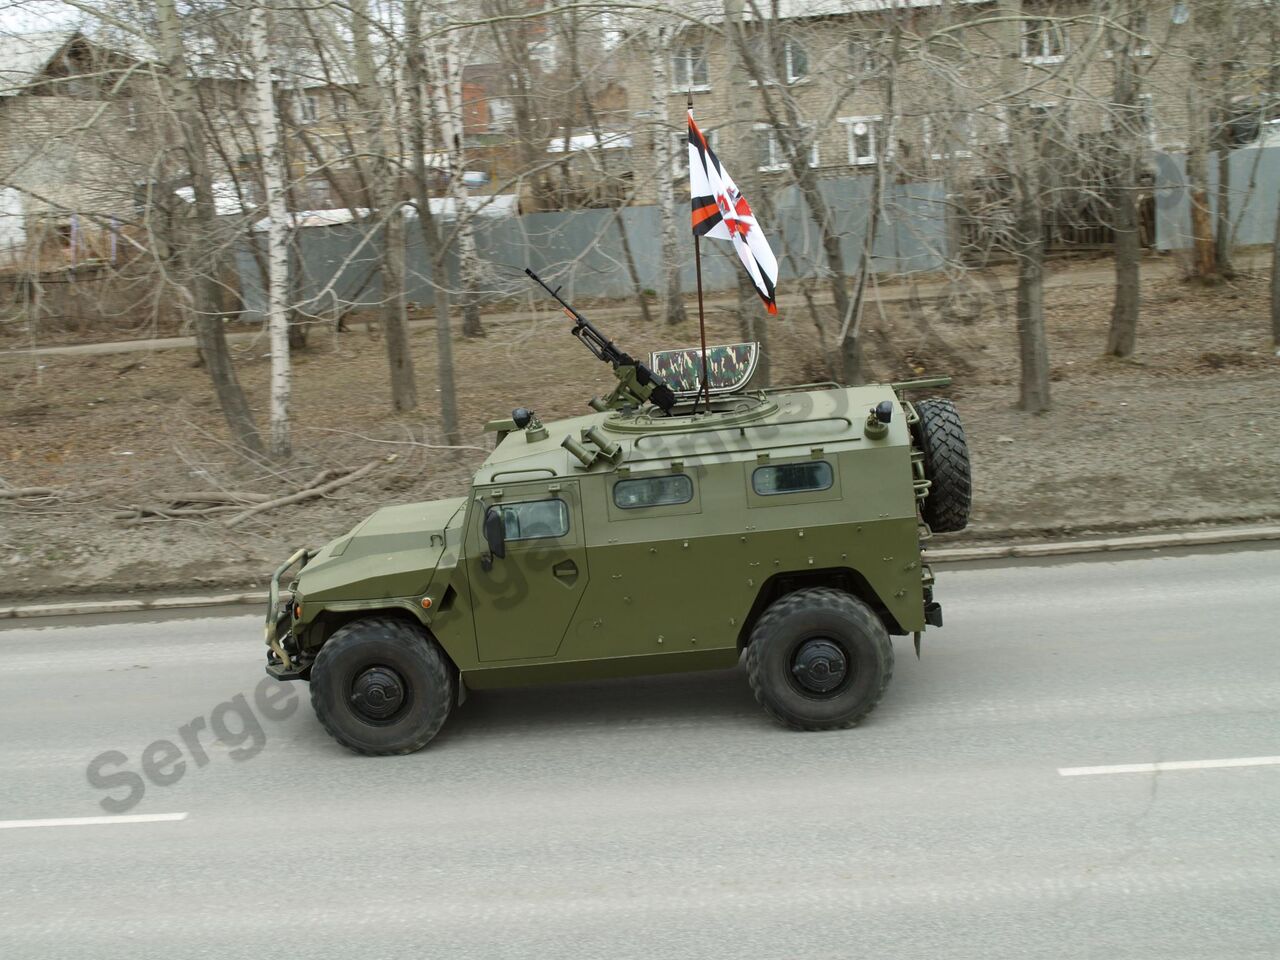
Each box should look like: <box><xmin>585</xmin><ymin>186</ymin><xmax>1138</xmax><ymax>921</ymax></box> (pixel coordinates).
<box><xmin>791</xmin><ymin>639</ymin><xmax>848</xmax><ymax>694</ymax></box>
<box><xmin>350</xmin><ymin>665</ymin><xmax>406</xmax><ymax>721</ymax></box>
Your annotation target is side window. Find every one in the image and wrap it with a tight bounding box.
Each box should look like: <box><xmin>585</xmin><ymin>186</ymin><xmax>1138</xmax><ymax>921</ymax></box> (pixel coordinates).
<box><xmin>752</xmin><ymin>461</ymin><xmax>833</xmax><ymax>496</ymax></box>
<box><xmin>613</xmin><ymin>474</ymin><xmax>694</xmax><ymax>510</ymax></box>
<box><xmin>491</xmin><ymin>499</ymin><xmax>569</xmax><ymax>541</ymax></box>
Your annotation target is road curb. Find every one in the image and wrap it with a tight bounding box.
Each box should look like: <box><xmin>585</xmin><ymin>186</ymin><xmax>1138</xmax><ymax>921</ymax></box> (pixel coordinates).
<box><xmin>3</xmin><ymin>525</ymin><xmax>1279</xmax><ymax>621</ymax></box>
<box><xmin>1</xmin><ymin>592</ymin><xmax>269</xmax><ymax>621</ymax></box>
<box><xmin>923</xmin><ymin>524</ymin><xmax>1280</xmax><ymax>564</ymax></box>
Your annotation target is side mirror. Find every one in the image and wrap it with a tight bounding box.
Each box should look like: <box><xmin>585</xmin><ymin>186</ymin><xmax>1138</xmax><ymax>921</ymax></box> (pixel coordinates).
<box><xmin>482</xmin><ymin>508</ymin><xmax>507</xmax><ymax>570</ymax></box>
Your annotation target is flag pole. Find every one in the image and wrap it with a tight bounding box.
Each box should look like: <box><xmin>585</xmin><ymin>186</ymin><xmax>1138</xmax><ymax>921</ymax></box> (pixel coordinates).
<box><xmin>694</xmin><ymin>230</ymin><xmax>710</xmax><ymax>411</ymax></box>
<box><xmin>689</xmin><ymin>92</ymin><xmax>712</xmax><ymax>413</ymax></box>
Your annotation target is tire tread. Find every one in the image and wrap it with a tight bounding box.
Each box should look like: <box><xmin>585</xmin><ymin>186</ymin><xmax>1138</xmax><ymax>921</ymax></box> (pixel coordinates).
<box><xmin>745</xmin><ymin>587</ymin><xmax>893</xmax><ymax>731</ymax></box>
<box><xmin>310</xmin><ymin>616</ymin><xmax>453</xmax><ymax>756</ymax></box>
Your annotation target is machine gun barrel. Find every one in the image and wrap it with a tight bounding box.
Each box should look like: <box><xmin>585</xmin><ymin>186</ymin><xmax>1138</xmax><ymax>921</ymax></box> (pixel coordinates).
<box><xmin>524</xmin><ymin>268</ymin><xmax>676</xmax><ymax>413</ymax></box>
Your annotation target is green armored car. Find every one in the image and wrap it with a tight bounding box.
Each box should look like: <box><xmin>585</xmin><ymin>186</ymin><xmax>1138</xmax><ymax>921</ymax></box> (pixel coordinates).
<box><xmin>262</xmin><ymin>278</ymin><xmax>970</xmax><ymax>755</ymax></box>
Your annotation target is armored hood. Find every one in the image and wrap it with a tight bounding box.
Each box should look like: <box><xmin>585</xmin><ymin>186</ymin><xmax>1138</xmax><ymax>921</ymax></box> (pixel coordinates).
<box><xmin>295</xmin><ymin>497</ymin><xmax>466</xmax><ymax>602</ymax></box>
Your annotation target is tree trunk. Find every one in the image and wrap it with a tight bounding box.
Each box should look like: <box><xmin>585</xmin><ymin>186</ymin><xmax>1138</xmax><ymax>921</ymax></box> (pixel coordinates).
<box><xmin>1271</xmin><ymin>187</ymin><xmax>1280</xmax><ymax>352</ymax></box>
<box><xmin>1213</xmin><ymin>0</ymin><xmax>1237</xmax><ymax>277</ymax></box>
<box><xmin>1186</xmin><ymin>39</ymin><xmax>1219</xmax><ymax>282</ymax></box>
<box><xmin>1000</xmin><ymin>1</ymin><xmax>1050</xmax><ymax>412</ymax></box>
<box><xmin>406</xmin><ymin>0</ymin><xmax>460</xmax><ymax>444</ymax></box>
<box><xmin>155</xmin><ymin>0</ymin><xmax>263</xmax><ymax>455</ymax></box>
<box><xmin>734</xmin><ymin>18</ymin><xmax>850</xmax><ymax>360</ymax></box>
<box><xmin>650</xmin><ymin>29</ymin><xmax>688</xmax><ymax>328</ymax></box>
<box><xmin>250</xmin><ymin>2</ymin><xmax>291</xmax><ymax>459</ymax></box>
<box><xmin>432</xmin><ymin>30</ymin><xmax>485</xmax><ymax>338</ymax></box>
<box><xmin>840</xmin><ymin>23</ymin><xmax>900</xmax><ymax>385</ymax></box>
<box><xmin>1107</xmin><ymin>8</ymin><xmax>1140</xmax><ymax>359</ymax></box>
<box><xmin>722</xmin><ymin>0</ymin><xmax>769</xmax><ymax>384</ymax></box>
<box><xmin>351</xmin><ymin>0</ymin><xmax>417</xmax><ymax>412</ymax></box>
<box><xmin>564</xmin><ymin>13</ymin><xmax>650</xmax><ymax>324</ymax></box>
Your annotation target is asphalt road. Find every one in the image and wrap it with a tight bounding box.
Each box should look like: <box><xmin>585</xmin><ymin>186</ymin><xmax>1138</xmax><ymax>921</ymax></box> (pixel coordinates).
<box><xmin>1</xmin><ymin>548</ymin><xmax>1278</xmax><ymax>959</ymax></box>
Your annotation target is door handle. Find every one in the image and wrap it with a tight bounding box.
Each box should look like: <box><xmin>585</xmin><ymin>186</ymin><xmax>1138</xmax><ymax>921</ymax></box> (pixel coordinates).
<box><xmin>552</xmin><ymin>559</ymin><xmax>578</xmax><ymax>583</ymax></box>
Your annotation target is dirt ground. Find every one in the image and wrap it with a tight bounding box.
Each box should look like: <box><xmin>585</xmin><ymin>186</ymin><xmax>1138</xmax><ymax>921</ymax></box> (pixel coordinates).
<box><xmin>2</xmin><ymin>254</ymin><xmax>1278</xmax><ymax>601</ymax></box>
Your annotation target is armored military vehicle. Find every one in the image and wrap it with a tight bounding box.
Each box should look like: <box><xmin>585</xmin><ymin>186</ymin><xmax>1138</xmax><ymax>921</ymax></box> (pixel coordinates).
<box><xmin>262</xmin><ymin>274</ymin><xmax>970</xmax><ymax>755</ymax></box>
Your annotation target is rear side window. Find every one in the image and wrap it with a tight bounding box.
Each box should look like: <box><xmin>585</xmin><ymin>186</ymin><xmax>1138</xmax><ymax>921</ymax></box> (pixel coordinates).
<box><xmin>613</xmin><ymin>474</ymin><xmax>694</xmax><ymax>509</ymax></box>
<box><xmin>752</xmin><ymin>461</ymin><xmax>833</xmax><ymax>496</ymax></box>
<box><xmin>491</xmin><ymin>499</ymin><xmax>569</xmax><ymax>541</ymax></box>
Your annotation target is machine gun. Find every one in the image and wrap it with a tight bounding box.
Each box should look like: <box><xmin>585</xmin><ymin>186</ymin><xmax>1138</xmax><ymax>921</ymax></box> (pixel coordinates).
<box><xmin>525</xmin><ymin>268</ymin><xmax>677</xmax><ymax>414</ymax></box>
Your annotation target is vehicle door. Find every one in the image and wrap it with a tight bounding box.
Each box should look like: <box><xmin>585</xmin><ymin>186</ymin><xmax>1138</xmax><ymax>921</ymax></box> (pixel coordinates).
<box><xmin>466</xmin><ymin>480</ymin><xmax>589</xmax><ymax>662</ymax></box>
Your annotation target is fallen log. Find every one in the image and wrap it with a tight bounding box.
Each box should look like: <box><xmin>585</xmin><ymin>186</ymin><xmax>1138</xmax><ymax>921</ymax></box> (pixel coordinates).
<box><xmin>161</xmin><ymin>491</ymin><xmax>274</xmax><ymax>505</ymax></box>
<box><xmin>0</xmin><ymin>487</ymin><xmax>56</xmax><ymax>500</ymax></box>
<box><xmin>224</xmin><ymin>459</ymin><xmax>385</xmax><ymax>528</ymax></box>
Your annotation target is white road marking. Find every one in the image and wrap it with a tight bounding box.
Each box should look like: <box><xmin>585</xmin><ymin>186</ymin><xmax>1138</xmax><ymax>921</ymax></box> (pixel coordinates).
<box><xmin>1058</xmin><ymin>756</ymin><xmax>1280</xmax><ymax>777</ymax></box>
<box><xmin>0</xmin><ymin>812</ymin><xmax>189</xmax><ymax>830</ymax></box>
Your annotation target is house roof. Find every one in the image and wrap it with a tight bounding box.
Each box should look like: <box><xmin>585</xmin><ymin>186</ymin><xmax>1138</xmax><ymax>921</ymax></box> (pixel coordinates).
<box><xmin>648</xmin><ymin>0</ymin><xmax>986</xmax><ymax>25</ymax></box>
<box><xmin>0</xmin><ymin>29</ymin><xmax>80</xmax><ymax>97</ymax></box>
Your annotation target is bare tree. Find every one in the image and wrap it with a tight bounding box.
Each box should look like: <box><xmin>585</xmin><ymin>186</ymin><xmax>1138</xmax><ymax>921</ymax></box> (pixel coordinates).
<box><xmin>1272</xmin><ymin>187</ymin><xmax>1280</xmax><ymax>353</ymax></box>
<box><xmin>721</xmin><ymin>0</ymin><xmax>767</xmax><ymax>382</ymax></box>
<box><xmin>1184</xmin><ymin>4</ymin><xmax>1219</xmax><ymax>282</ymax></box>
<box><xmin>557</xmin><ymin>7</ymin><xmax>651</xmax><ymax>324</ymax></box>
<box><xmin>156</xmin><ymin>0</ymin><xmax>265</xmax><ymax>452</ymax></box>
<box><xmin>1105</xmin><ymin>1</ymin><xmax>1143</xmax><ymax>359</ymax></box>
<box><xmin>736</xmin><ymin>2</ymin><xmax>854</xmax><ymax>379</ymax></box>
<box><xmin>428</xmin><ymin>24</ymin><xmax>485</xmax><ymax>338</ymax></box>
<box><xmin>998</xmin><ymin>0</ymin><xmax>1050</xmax><ymax>411</ymax></box>
<box><xmin>649</xmin><ymin>25</ymin><xmax>687</xmax><ymax>328</ymax></box>
<box><xmin>249</xmin><ymin>0</ymin><xmax>291</xmax><ymax>457</ymax></box>
<box><xmin>1211</xmin><ymin>0</ymin><xmax>1237</xmax><ymax>278</ymax></box>
<box><xmin>405</xmin><ymin>0</ymin><xmax>460</xmax><ymax>445</ymax></box>
<box><xmin>349</xmin><ymin>0</ymin><xmax>417</xmax><ymax>412</ymax></box>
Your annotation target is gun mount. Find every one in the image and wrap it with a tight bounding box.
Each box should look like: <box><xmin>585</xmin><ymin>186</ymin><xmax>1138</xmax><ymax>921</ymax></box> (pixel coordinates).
<box><xmin>525</xmin><ymin>268</ymin><xmax>677</xmax><ymax>414</ymax></box>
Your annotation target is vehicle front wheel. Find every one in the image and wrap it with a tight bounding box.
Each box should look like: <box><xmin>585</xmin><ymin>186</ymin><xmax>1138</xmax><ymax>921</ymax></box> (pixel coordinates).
<box><xmin>310</xmin><ymin>617</ymin><xmax>455</xmax><ymax>755</ymax></box>
<box><xmin>745</xmin><ymin>588</ymin><xmax>894</xmax><ymax>731</ymax></box>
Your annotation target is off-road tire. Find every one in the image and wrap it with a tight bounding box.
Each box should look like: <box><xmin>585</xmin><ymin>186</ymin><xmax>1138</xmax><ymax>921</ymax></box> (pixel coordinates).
<box><xmin>914</xmin><ymin>397</ymin><xmax>971</xmax><ymax>534</ymax></box>
<box><xmin>310</xmin><ymin>617</ymin><xmax>455</xmax><ymax>756</ymax></box>
<box><xmin>745</xmin><ymin>588</ymin><xmax>894</xmax><ymax>731</ymax></box>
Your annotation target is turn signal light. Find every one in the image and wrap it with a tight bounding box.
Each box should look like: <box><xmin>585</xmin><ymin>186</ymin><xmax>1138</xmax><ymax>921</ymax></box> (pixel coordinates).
<box><xmin>421</xmin><ymin>597</ymin><xmax>433</xmax><ymax>610</ymax></box>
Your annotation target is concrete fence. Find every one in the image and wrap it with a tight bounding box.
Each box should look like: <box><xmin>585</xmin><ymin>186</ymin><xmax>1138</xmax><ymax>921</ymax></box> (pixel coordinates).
<box><xmin>1153</xmin><ymin>146</ymin><xmax>1280</xmax><ymax>252</ymax></box>
<box><xmin>235</xmin><ymin>176</ymin><xmax>949</xmax><ymax>321</ymax></box>
<box><xmin>234</xmin><ymin>146</ymin><xmax>1280</xmax><ymax>322</ymax></box>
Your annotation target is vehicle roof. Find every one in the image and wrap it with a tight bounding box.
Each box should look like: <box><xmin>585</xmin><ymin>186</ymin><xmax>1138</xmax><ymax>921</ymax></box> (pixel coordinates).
<box><xmin>474</xmin><ymin>383</ymin><xmax>901</xmax><ymax>485</ymax></box>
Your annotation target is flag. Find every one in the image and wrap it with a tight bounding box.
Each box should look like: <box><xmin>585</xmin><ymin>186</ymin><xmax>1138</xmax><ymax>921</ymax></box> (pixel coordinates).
<box><xmin>688</xmin><ymin>110</ymin><xmax>779</xmax><ymax>315</ymax></box>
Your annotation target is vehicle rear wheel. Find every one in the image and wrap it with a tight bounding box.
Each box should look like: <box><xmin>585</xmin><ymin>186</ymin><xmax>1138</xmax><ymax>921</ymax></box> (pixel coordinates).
<box><xmin>310</xmin><ymin>617</ymin><xmax>454</xmax><ymax>756</ymax></box>
<box><xmin>914</xmin><ymin>397</ymin><xmax>971</xmax><ymax>533</ymax></box>
<box><xmin>745</xmin><ymin>588</ymin><xmax>894</xmax><ymax>731</ymax></box>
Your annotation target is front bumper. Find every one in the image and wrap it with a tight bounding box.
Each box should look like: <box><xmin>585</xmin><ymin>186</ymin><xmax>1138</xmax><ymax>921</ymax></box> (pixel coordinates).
<box><xmin>264</xmin><ymin>547</ymin><xmax>313</xmax><ymax>681</ymax></box>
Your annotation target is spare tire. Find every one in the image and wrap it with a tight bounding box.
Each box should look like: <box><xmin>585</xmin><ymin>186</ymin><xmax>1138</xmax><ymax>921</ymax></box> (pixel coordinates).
<box><xmin>914</xmin><ymin>398</ymin><xmax>971</xmax><ymax>533</ymax></box>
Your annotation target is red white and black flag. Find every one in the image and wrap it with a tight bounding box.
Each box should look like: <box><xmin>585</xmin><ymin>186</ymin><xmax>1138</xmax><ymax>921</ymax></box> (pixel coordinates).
<box><xmin>688</xmin><ymin>109</ymin><xmax>779</xmax><ymax>315</ymax></box>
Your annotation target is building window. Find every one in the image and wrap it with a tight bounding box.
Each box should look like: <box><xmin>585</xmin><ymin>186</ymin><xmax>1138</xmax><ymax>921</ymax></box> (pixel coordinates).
<box><xmin>755</xmin><ymin>125</ymin><xmax>817</xmax><ymax>171</ymax></box>
<box><xmin>847</xmin><ymin>31</ymin><xmax>885</xmax><ymax>75</ymax></box>
<box><xmin>613</xmin><ymin>475</ymin><xmax>694</xmax><ymax>510</ymax></box>
<box><xmin>783</xmin><ymin>39</ymin><xmax>809</xmax><ymax>83</ymax></box>
<box><xmin>752</xmin><ymin>462</ymin><xmax>834</xmax><ymax>496</ymax></box>
<box><xmin>749</xmin><ymin>36</ymin><xmax>809</xmax><ymax>85</ymax></box>
<box><xmin>125</xmin><ymin>99</ymin><xmax>139</xmax><ymax>132</ymax></box>
<box><xmin>675</xmin><ymin>128</ymin><xmax>716</xmax><ymax>173</ymax></box>
<box><xmin>305</xmin><ymin>178</ymin><xmax>331</xmax><ymax>209</ymax></box>
<box><xmin>1021</xmin><ymin>19</ymin><xmax>1067</xmax><ymax>63</ymax></box>
<box><xmin>839</xmin><ymin>116</ymin><xmax>884</xmax><ymax>165</ymax></box>
<box><xmin>331</xmin><ymin>92</ymin><xmax>351</xmax><ymax>119</ymax></box>
<box><xmin>672</xmin><ymin>45</ymin><xmax>709</xmax><ymax>91</ymax></box>
<box><xmin>1107</xmin><ymin>95</ymin><xmax>1156</xmax><ymax>148</ymax></box>
<box><xmin>924</xmin><ymin>115</ymin><xmax>975</xmax><ymax>160</ymax></box>
<box><xmin>1138</xmin><ymin>94</ymin><xmax>1155</xmax><ymax>146</ymax></box>
<box><xmin>489</xmin><ymin>499</ymin><xmax>570</xmax><ymax>542</ymax></box>
<box><xmin>1106</xmin><ymin>13</ymin><xmax>1151</xmax><ymax>58</ymax></box>
<box><xmin>295</xmin><ymin>94</ymin><xmax>318</xmax><ymax>124</ymax></box>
